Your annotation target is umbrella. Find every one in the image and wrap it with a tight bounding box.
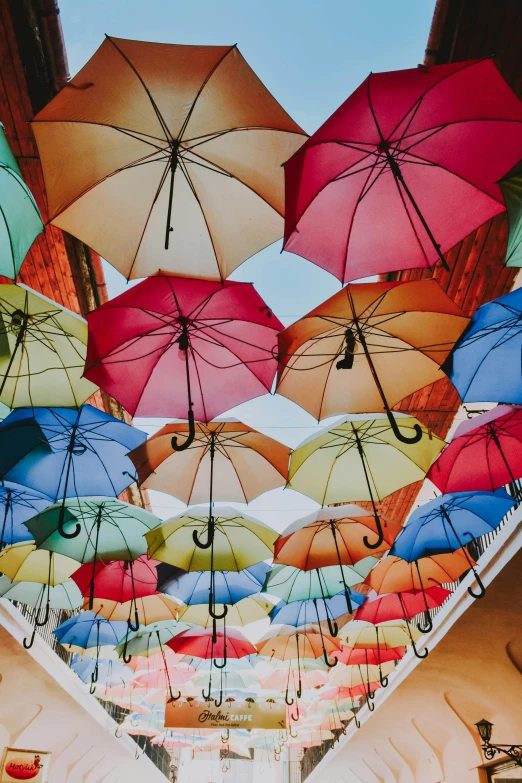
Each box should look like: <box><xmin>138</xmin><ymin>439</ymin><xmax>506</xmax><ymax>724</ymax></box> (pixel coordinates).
<box><xmin>273</xmin><ymin>504</ymin><xmax>399</xmax><ymax>583</ymax></box>
<box><xmin>390</xmin><ymin>490</ymin><xmax>515</xmax><ymax>598</ymax></box>
<box><xmin>259</xmin><ymin>668</ymin><xmax>327</xmax><ymax>692</ymax></box>
<box><xmin>327</xmin><ymin>662</ymin><xmax>395</xmax><ymax>708</ymax></box>
<box><xmin>0</xmin><ymin>123</ymin><xmax>43</xmax><ymax>279</ymax></box>
<box><xmin>269</xmin><ymin>592</ymin><xmax>366</xmax><ymax>635</ymax></box>
<box><xmin>0</xmin><ymin>481</ymin><xmax>51</xmax><ymax>547</ymax></box>
<box><xmin>428</xmin><ymin>406</ymin><xmax>522</xmax><ymax>495</ymax></box>
<box><xmin>287</xmin><ymin>415</ymin><xmax>444</xmax><ymax>549</ymax></box>
<box><xmin>160</xmin><ymin>562</ymin><xmax>270</xmax><ymax>605</ymax></box>
<box><xmin>365</xmin><ymin>551</ymin><xmax>473</xmax><ymax>638</ymax></box>
<box><xmin>26</xmin><ymin>498</ymin><xmax>160</xmax><ymax>614</ymax></box>
<box><xmin>0</xmin><ymin>575</ymin><xmax>83</xmax><ymax>612</ymax></box>
<box><xmin>70</xmin><ymin>656</ymin><xmax>133</xmax><ymax>687</ymax></box>
<box><xmin>499</xmin><ymin>160</ymin><xmax>522</xmax><ymax>268</ymax></box>
<box><xmin>32</xmin><ymin>37</ymin><xmax>306</xmax><ymax>281</ymax></box>
<box><xmin>256</xmin><ymin>625</ymin><xmax>342</xmax><ymax>672</ymax></box>
<box><xmin>84</xmin><ymin>276</ymin><xmax>282</xmax><ymax>450</ymax></box>
<box><xmin>85</xmin><ymin>593</ymin><xmax>181</xmax><ymax>625</ymax></box>
<box><xmin>339</xmin><ymin>619</ymin><xmax>422</xmax><ymax>650</ymax></box>
<box><xmin>146</xmin><ymin>505</ymin><xmax>277</xmax><ymax>636</ymax></box>
<box><xmin>276</xmin><ymin>280</ymin><xmax>468</xmax><ymax>440</ymax></box>
<box><xmin>283</xmin><ymin>59</ymin><xmax>522</xmax><ymax>281</ymax></box>
<box><xmin>0</xmin><ymin>284</ymin><xmax>97</xmax><ymax>408</ymax></box>
<box><xmin>71</xmin><ymin>556</ymin><xmax>159</xmax><ymax>604</ymax></box>
<box><xmin>442</xmin><ymin>289</ymin><xmax>522</xmax><ymax>406</ymax></box>
<box><xmin>115</xmin><ymin>622</ymin><xmax>191</xmax><ymax>661</ymax></box>
<box><xmin>0</xmin><ymin>406</ymin><xmax>146</xmax><ymax>534</ymax></box>
<box><xmin>333</xmin><ymin>646</ymin><xmax>406</xmax><ymax>667</ymax></box>
<box><xmin>355</xmin><ymin>588</ymin><xmax>450</xmax><ymax>625</ymax></box>
<box><xmin>129</xmin><ymin>419</ymin><xmax>290</xmax><ymax>503</ymax></box>
<box><xmin>177</xmin><ymin>594</ymin><xmax>274</xmax><ymax>628</ymax></box>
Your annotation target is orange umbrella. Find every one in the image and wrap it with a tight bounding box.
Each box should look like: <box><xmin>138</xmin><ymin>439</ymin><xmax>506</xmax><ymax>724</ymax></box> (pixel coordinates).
<box><xmin>129</xmin><ymin>419</ymin><xmax>290</xmax><ymax>504</ymax></box>
<box><xmin>84</xmin><ymin>594</ymin><xmax>181</xmax><ymax>625</ymax></box>
<box><xmin>276</xmin><ymin>280</ymin><xmax>468</xmax><ymax>443</ymax></box>
<box><xmin>32</xmin><ymin>38</ymin><xmax>306</xmax><ymax>282</ymax></box>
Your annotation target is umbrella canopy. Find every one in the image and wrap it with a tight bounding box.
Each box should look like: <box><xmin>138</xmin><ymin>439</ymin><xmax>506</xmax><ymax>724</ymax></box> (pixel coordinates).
<box><xmin>115</xmin><ymin>623</ymin><xmax>191</xmax><ymax>659</ymax></box>
<box><xmin>177</xmin><ymin>595</ymin><xmax>274</xmax><ymax>627</ymax></box>
<box><xmin>167</xmin><ymin>627</ymin><xmax>257</xmax><ymax>660</ymax></box>
<box><xmin>54</xmin><ymin>611</ymin><xmax>127</xmax><ymax>652</ymax></box>
<box><xmin>32</xmin><ymin>37</ymin><xmax>306</xmax><ymax>281</ymax></box>
<box><xmin>70</xmin><ymin>655</ymin><xmax>133</xmax><ymax>687</ymax></box>
<box><xmin>0</xmin><ymin>124</ymin><xmax>43</xmax><ymax>278</ymax></box>
<box><xmin>499</xmin><ymin>160</ymin><xmax>522</xmax><ymax>268</ymax></box>
<box><xmin>366</xmin><ymin>551</ymin><xmax>473</xmax><ymax>594</ymax></box>
<box><xmin>129</xmin><ymin>419</ymin><xmax>290</xmax><ymax>504</ymax></box>
<box><xmin>276</xmin><ymin>281</ymin><xmax>468</xmax><ymax>426</ymax></box>
<box><xmin>86</xmin><ymin>593</ymin><xmax>181</xmax><ymax>625</ymax></box>
<box><xmin>338</xmin><ymin>619</ymin><xmax>421</xmax><ymax>649</ymax></box>
<box><xmin>161</xmin><ymin>563</ymin><xmax>270</xmax><ymax>605</ymax></box>
<box><xmin>355</xmin><ymin>588</ymin><xmax>450</xmax><ymax>625</ymax></box>
<box><xmin>334</xmin><ymin>646</ymin><xmax>406</xmax><ymax>666</ymax></box>
<box><xmin>0</xmin><ymin>542</ymin><xmax>79</xmax><ymax>584</ymax></box>
<box><xmin>256</xmin><ymin>625</ymin><xmax>342</xmax><ymax>661</ymax></box>
<box><xmin>442</xmin><ymin>289</ymin><xmax>522</xmax><ymax>405</ymax></box>
<box><xmin>263</xmin><ymin>561</ymin><xmax>375</xmax><ymax>603</ymax></box>
<box><xmin>259</xmin><ymin>668</ymin><xmax>327</xmax><ymax>692</ymax></box>
<box><xmin>428</xmin><ymin>406</ymin><xmax>522</xmax><ymax>493</ymax></box>
<box><xmin>270</xmin><ymin>592</ymin><xmax>366</xmax><ymax>628</ymax></box>
<box><xmin>0</xmin><ymin>481</ymin><xmax>51</xmax><ymax>547</ymax></box>
<box><xmin>71</xmin><ymin>556</ymin><xmax>159</xmax><ymax>603</ymax></box>
<box><xmin>0</xmin><ymin>284</ymin><xmax>97</xmax><ymax>408</ymax></box>
<box><xmin>84</xmin><ymin>277</ymin><xmax>282</xmax><ymax>434</ymax></box>
<box><xmin>283</xmin><ymin>59</ymin><xmax>522</xmax><ymax>281</ymax></box>
<box><xmin>0</xmin><ymin>575</ymin><xmax>83</xmax><ymax>611</ymax></box>
<box><xmin>327</xmin><ymin>662</ymin><xmax>394</xmax><ymax>689</ymax></box>
<box><xmin>134</xmin><ymin>668</ymin><xmax>195</xmax><ymax>689</ymax></box>
<box><xmin>145</xmin><ymin>506</ymin><xmax>277</xmax><ymax>571</ymax></box>
<box><xmin>0</xmin><ymin>405</ymin><xmax>146</xmax><ymax>501</ymax></box>
<box><xmin>274</xmin><ymin>505</ymin><xmax>401</xmax><ymax>567</ymax></box>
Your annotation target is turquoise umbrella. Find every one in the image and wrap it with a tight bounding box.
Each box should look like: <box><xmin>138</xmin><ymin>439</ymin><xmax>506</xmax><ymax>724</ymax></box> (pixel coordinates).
<box><xmin>0</xmin><ymin>574</ymin><xmax>83</xmax><ymax>612</ymax></box>
<box><xmin>0</xmin><ymin>124</ymin><xmax>43</xmax><ymax>278</ymax></box>
<box><xmin>500</xmin><ymin>160</ymin><xmax>522</xmax><ymax>268</ymax></box>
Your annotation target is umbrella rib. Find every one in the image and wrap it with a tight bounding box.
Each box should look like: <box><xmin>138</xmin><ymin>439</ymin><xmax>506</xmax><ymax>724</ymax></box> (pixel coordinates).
<box><xmin>177</xmin><ymin>159</ymin><xmax>222</xmax><ymax>281</ymax></box>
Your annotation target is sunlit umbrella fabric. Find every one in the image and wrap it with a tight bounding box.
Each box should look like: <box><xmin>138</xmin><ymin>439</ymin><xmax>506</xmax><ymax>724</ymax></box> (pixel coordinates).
<box><xmin>256</xmin><ymin>624</ymin><xmax>342</xmax><ymax>661</ymax></box>
<box><xmin>0</xmin><ymin>284</ymin><xmax>97</xmax><ymax>408</ymax></box>
<box><xmin>0</xmin><ymin>575</ymin><xmax>83</xmax><ymax>611</ymax></box>
<box><xmin>160</xmin><ymin>563</ymin><xmax>269</xmax><ymax>605</ymax></box>
<box><xmin>70</xmin><ymin>655</ymin><xmax>133</xmax><ymax>687</ymax></box>
<box><xmin>287</xmin><ymin>415</ymin><xmax>444</xmax><ymax>506</ymax></box>
<box><xmin>270</xmin><ymin>592</ymin><xmax>365</xmax><ymax>626</ymax></box>
<box><xmin>0</xmin><ymin>405</ymin><xmax>145</xmax><ymax>501</ymax></box>
<box><xmin>327</xmin><ymin>662</ymin><xmax>394</xmax><ymax>689</ymax></box>
<box><xmin>0</xmin><ymin>541</ymin><xmax>79</xmax><ymax>584</ymax></box>
<box><xmin>54</xmin><ymin>611</ymin><xmax>126</xmax><ymax>652</ymax></box>
<box><xmin>277</xmin><ymin>281</ymin><xmax>468</xmax><ymax>421</ymax></box>
<box><xmin>283</xmin><ymin>59</ymin><xmax>522</xmax><ymax>281</ymax></box>
<box><xmin>115</xmin><ymin>622</ymin><xmax>191</xmax><ymax>658</ymax></box>
<box><xmin>145</xmin><ymin>506</ymin><xmax>277</xmax><ymax>571</ymax></box>
<box><xmin>32</xmin><ymin>37</ymin><xmax>306</xmax><ymax>281</ymax></box>
<box><xmin>263</xmin><ymin>561</ymin><xmax>376</xmax><ymax>602</ymax></box>
<box><xmin>0</xmin><ymin>125</ymin><xmax>43</xmax><ymax>279</ymax></box>
<box><xmin>71</xmin><ymin>556</ymin><xmax>159</xmax><ymax>602</ymax></box>
<box><xmin>130</xmin><ymin>419</ymin><xmax>290</xmax><ymax>504</ymax></box>
<box><xmin>338</xmin><ymin>619</ymin><xmax>421</xmax><ymax>648</ymax></box>
<box><xmin>365</xmin><ymin>551</ymin><xmax>473</xmax><ymax>594</ymax></box>
<box><xmin>167</xmin><ymin>627</ymin><xmax>256</xmax><ymax>659</ymax></box>
<box><xmin>0</xmin><ymin>481</ymin><xmax>51</xmax><ymax>547</ymax></box>
<box><xmin>84</xmin><ymin>276</ymin><xmax>282</xmax><ymax>420</ymax></box>
<box><xmin>355</xmin><ymin>587</ymin><xmax>450</xmax><ymax>624</ymax></box>
<box><xmin>86</xmin><ymin>593</ymin><xmax>181</xmax><ymax>624</ymax></box>
<box><xmin>177</xmin><ymin>595</ymin><xmax>274</xmax><ymax>627</ymax></box>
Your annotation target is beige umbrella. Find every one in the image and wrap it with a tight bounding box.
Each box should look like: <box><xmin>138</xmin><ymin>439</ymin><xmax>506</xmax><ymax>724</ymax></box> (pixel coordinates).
<box><xmin>177</xmin><ymin>594</ymin><xmax>275</xmax><ymax>628</ymax></box>
<box><xmin>32</xmin><ymin>37</ymin><xmax>306</xmax><ymax>281</ymax></box>
<box><xmin>129</xmin><ymin>419</ymin><xmax>290</xmax><ymax>504</ymax></box>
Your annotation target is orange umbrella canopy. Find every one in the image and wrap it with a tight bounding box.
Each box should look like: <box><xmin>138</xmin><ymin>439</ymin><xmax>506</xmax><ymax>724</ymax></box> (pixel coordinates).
<box><xmin>276</xmin><ymin>280</ymin><xmax>469</xmax><ymax>421</ymax></box>
<box><xmin>365</xmin><ymin>551</ymin><xmax>474</xmax><ymax>594</ymax></box>
<box><xmin>129</xmin><ymin>419</ymin><xmax>290</xmax><ymax>504</ymax></box>
<box><xmin>32</xmin><ymin>38</ymin><xmax>307</xmax><ymax>281</ymax></box>
<box><xmin>274</xmin><ymin>504</ymin><xmax>403</xmax><ymax>568</ymax></box>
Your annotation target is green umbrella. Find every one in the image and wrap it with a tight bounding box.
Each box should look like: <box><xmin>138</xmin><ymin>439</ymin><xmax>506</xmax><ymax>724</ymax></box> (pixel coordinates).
<box><xmin>115</xmin><ymin>621</ymin><xmax>192</xmax><ymax>659</ymax></box>
<box><xmin>26</xmin><ymin>497</ymin><xmax>161</xmax><ymax>611</ymax></box>
<box><xmin>0</xmin><ymin>574</ymin><xmax>83</xmax><ymax>612</ymax></box>
<box><xmin>263</xmin><ymin>560</ymin><xmax>376</xmax><ymax>604</ymax></box>
<box><xmin>0</xmin><ymin>124</ymin><xmax>43</xmax><ymax>279</ymax></box>
<box><xmin>500</xmin><ymin>160</ymin><xmax>522</xmax><ymax>267</ymax></box>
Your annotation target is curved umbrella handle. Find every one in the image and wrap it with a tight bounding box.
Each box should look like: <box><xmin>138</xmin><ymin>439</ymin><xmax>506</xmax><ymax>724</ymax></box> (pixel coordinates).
<box><xmin>193</xmin><ymin>522</ymin><xmax>214</xmax><ymax>550</ymax></box>
<box><xmin>171</xmin><ymin>410</ymin><xmax>196</xmax><ymax>452</ymax></box>
<box><xmin>167</xmin><ymin>690</ymin><xmax>182</xmax><ymax>703</ymax></box>
<box><xmin>411</xmin><ymin>637</ymin><xmax>429</xmax><ymax>660</ymax></box>
<box><xmin>324</xmin><ymin>650</ymin><xmax>338</xmax><ymax>668</ymax></box>
<box><xmin>379</xmin><ymin>671</ymin><xmax>389</xmax><ymax>688</ymax></box>
<box><xmin>326</xmin><ymin>616</ymin><xmax>338</xmax><ymax>638</ymax></box>
<box><xmin>417</xmin><ymin>610</ymin><xmax>433</xmax><ymax>634</ymax></box>
<box><xmin>289</xmin><ymin>725</ymin><xmax>298</xmax><ymax>739</ymax></box>
<box><xmin>58</xmin><ymin>513</ymin><xmax>81</xmax><ymax>539</ymax></box>
<box><xmin>274</xmin><ymin>752</ymin><xmax>280</xmax><ymax>763</ymax></box>
<box><xmin>35</xmin><ymin>599</ymin><xmax>50</xmax><ymax>627</ymax></box>
<box><xmin>214</xmin><ymin>652</ymin><xmax>227</xmax><ymax>669</ymax></box>
<box><xmin>214</xmin><ymin>691</ymin><xmax>223</xmax><ymax>708</ymax></box>
<box><xmin>91</xmin><ymin>663</ymin><xmax>99</xmax><ymax>685</ymax></box>
<box><xmin>208</xmin><ymin>593</ymin><xmax>228</xmax><ymax>620</ymax></box>
<box><xmin>201</xmin><ymin>682</ymin><xmax>211</xmax><ymax>701</ymax></box>
<box><xmin>363</xmin><ymin>513</ymin><xmax>385</xmax><ymax>551</ymax></box>
<box><xmin>89</xmin><ymin>680</ymin><xmax>97</xmax><ymax>695</ymax></box>
<box><xmin>127</xmin><ymin>608</ymin><xmax>140</xmax><ymax>634</ymax></box>
<box><xmin>284</xmin><ymin>687</ymin><xmax>294</xmax><ymax>706</ymax></box>
<box><xmin>23</xmin><ymin>627</ymin><xmax>37</xmax><ymax>650</ymax></box>
<box><xmin>115</xmin><ymin>726</ymin><xmax>123</xmax><ymax>739</ymax></box>
<box><xmin>290</xmin><ymin>705</ymin><xmax>300</xmax><ymax>722</ymax></box>
<box><xmin>468</xmin><ymin>569</ymin><xmax>486</xmax><ymax>599</ymax></box>
<box><xmin>221</xmin><ymin>729</ymin><xmax>230</xmax><ymax>744</ymax></box>
<box><xmin>354</xmin><ymin>714</ymin><xmax>361</xmax><ymax>729</ymax></box>
<box><xmin>367</xmin><ymin>697</ymin><xmax>375</xmax><ymax>712</ymax></box>
<box><xmin>386</xmin><ymin>410</ymin><xmax>423</xmax><ymax>444</ymax></box>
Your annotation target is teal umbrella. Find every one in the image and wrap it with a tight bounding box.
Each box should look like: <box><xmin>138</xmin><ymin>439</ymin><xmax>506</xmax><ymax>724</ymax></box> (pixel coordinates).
<box><xmin>0</xmin><ymin>574</ymin><xmax>83</xmax><ymax>612</ymax></box>
<box><xmin>500</xmin><ymin>161</ymin><xmax>522</xmax><ymax>268</ymax></box>
<box><xmin>263</xmin><ymin>560</ymin><xmax>376</xmax><ymax>604</ymax></box>
<box><xmin>25</xmin><ymin>497</ymin><xmax>161</xmax><ymax>611</ymax></box>
<box><xmin>0</xmin><ymin>124</ymin><xmax>43</xmax><ymax>278</ymax></box>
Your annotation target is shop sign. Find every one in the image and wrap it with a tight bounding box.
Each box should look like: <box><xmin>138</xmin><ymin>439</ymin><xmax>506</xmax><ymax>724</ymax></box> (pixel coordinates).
<box><xmin>0</xmin><ymin>749</ymin><xmax>50</xmax><ymax>783</ymax></box>
<box><xmin>165</xmin><ymin>699</ymin><xmax>286</xmax><ymax>730</ymax></box>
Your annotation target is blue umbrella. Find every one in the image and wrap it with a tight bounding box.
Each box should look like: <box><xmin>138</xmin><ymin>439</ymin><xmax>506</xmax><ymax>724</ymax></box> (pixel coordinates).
<box><xmin>443</xmin><ymin>287</ymin><xmax>522</xmax><ymax>404</ymax></box>
<box><xmin>70</xmin><ymin>655</ymin><xmax>133</xmax><ymax>687</ymax></box>
<box><xmin>0</xmin><ymin>480</ymin><xmax>51</xmax><ymax>546</ymax></box>
<box><xmin>391</xmin><ymin>489</ymin><xmax>515</xmax><ymax>598</ymax></box>
<box><xmin>0</xmin><ymin>406</ymin><xmax>146</xmax><ymax>536</ymax></box>
<box><xmin>269</xmin><ymin>590</ymin><xmax>366</xmax><ymax>629</ymax></box>
<box><xmin>160</xmin><ymin>563</ymin><xmax>270</xmax><ymax>606</ymax></box>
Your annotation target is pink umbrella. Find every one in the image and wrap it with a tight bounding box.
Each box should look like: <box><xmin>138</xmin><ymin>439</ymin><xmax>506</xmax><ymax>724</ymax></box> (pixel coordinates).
<box><xmin>283</xmin><ymin>59</ymin><xmax>522</xmax><ymax>282</ymax></box>
<box><xmin>428</xmin><ymin>405</ymin><xmax>522</xmax><ymax>493</ymax></box>
<box><xmin>133</xmin><ymin>668</ymin><xmax>194</xmax><ymax>689</ymax></box>
<box><xmin>333</xmin><ymin>646</ymin><xmax>406</xmax><ymax>666</ymax></box>
<box><xmin>85</xmin><ymin>276</ymin><xmax>282</xmax><ymax>450</ymax></box>
<box><xmin>355</xmin><ymin>587</ymin><xmax>450</xmax><ymax>624</ymax></box>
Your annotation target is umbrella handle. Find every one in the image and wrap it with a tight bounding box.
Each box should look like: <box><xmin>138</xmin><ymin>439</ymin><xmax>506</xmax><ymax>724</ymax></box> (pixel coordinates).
<box><xmin>274</xmin><ymin>752</ymin><xmax>280</xmax><ymax>762</ymax></box>
<box><xmin>354</xmin><ymin>714</ymin><xmax>361</xmax><ymax>729</ymax></box>
<box><xmin>221</xmin><ymin>729</ymin><xmax>230</xmax><ymax>743</ymax></box>
<box><xmin>367</xmin><ymin>697</ymin><xmax>375</xmax><ymax>712</ymax></box>
<box><xmin>214</xmin><ymin>691</ymin><xmax>223</xmax><ymax>708</ymax></box>
<box><xmin>214</xmin><ymin>652</ymin><xmax>227</xmax><ymax>669</ymax></box>
<box><xmin>89</xmin><ymin>680</ymin><xmax>97</xmax><ymax>695</ymax></box>
<box><xmin>208</xmin><ymin>591</ymin><xmax>228</xmax><ymax>620</ymax></box>
<box><xmin>468</xmin><ymin>569</ymin><xmax>486</xmax><ymax>599</ymax></box>
<box><xmin>386</xmin><ymin>410</ymin><xmax>423</xmax><ymax>444</ymax></box>
<box><xmin>289</xmin><ymin>725</ymin><xmax>298</xmax><ymax>739</ymax></box>
<box><xmin>35</xmin><ymin>592</ymin><xmax>50</xmax><ymax>627</ymax></box>
<box><xmin>193</xmin><ymin>521</ymin><xmax>214</xmax><ymax>550</ymax></box>
<box><xmin>326</xmin><ymin>616</ymin><xmax>338</xmax><ymax>638</ymax></box>
<box><xmin>290</xmin><ymin>705</ymin><xmax>300</xmax><ymax>722</ymax></box>
<box><xmin>127</xmin><ymin>608</ymin><xmax>140</xmax><ymax>634</ymax></box>
<box><xmin>201</xmin><ymin>683</ymin><xmax>212</xmax><ymax>701</ymax></box>
<box><xmin>23</xmin><ymin>627</ymin><xmax>36</xmax><ymax>650</ymax></box>
<box><xmin>167</xmin><ymin>690</ymin><xmax>182</xmax><ymax>703</ymax></box>
<box><xmin>324</xmin><ymin>650</ymin><xmax>338</xmax><ymax>668</ymax></box>
<box><xmin>57</xmin><ymin>504</ymin><xmax>81</xmax><ymax>539</ymax></box>
<box><xmin>171</xmin><ymin>409</ymin><xmax>195</xmax><ymax>452</ymax></box>
<box><xmin>284</xmin><ymin>688</ymin><xmax>294</xmax><ymax>706</ymax></box>
<box><xmin>411</xmin><ymin>637</ymin><xmax>429</xmax><ymax>660</ymax></box>
<box><xmin>417</xmin><ymin>610</ymin><xmax>433</xmax><ymax>634</ymax></box>
<box><xmin>115</xmin><ymin>726</ymin><xmax>123</xmax><ymax>739</ymax></box>
<box><xmin>91</xmin><ymin>662</ymin><xmax>99</xmax><ymax>685</ymax></box>
<box><xmin>363</xmin><ymin>513</ymin><xmax>385</xmax><ymax>551</ymax></box>
<box><xmin>379</xmin><ymin>671</ymin><xmax>389</xmax><ymax>688</ymax></box>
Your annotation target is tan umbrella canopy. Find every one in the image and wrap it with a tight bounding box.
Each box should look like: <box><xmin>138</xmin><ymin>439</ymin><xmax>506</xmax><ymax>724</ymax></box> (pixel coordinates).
<box><xmin>129</xmin><ymin>419</ymin><xmax>291</xmax><ymax>504</ymax></box>
<box><xmin>32</xmin><ymin>37</ymin><xmax>307</xmax><ymax>281</ymax></box>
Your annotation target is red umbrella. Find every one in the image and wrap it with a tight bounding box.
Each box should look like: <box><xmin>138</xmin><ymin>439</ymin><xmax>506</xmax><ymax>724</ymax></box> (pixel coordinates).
<box><xmin>85</xmin><ymin>276</ymin><xmax>282</xmax><ymax>450</ymax></box>
<box><xmin>355</xmin><ymin>587</ymin><xmax>450</xmax><ymax>624</ymax></box>
<box><xmin>333</xmin><ymin>646</ymin><xmax>406</xmax><ymax>666</ymax></box>
<box><xmin>283</xmin><ymin>59</ymin><xmax>522</xmax><ymax>282</ymax></box>
<box><xmin>166</xmin><ymin>626</ymin><xmax>256</xmax><ymax>662</ymax></box>
<box><xmin>428</xmin><ymin>405</ymin><xmax>522</xmax><ymax>494</ymax></box>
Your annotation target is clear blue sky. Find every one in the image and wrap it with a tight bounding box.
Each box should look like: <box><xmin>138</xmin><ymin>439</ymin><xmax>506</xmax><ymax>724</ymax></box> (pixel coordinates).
<box><xmin>58</xmin><ymin>0</ymin><xmax>435</xmax><ymax>521</ymax></box>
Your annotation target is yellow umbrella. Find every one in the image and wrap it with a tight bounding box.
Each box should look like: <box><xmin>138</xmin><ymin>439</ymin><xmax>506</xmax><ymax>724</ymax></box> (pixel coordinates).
<box><xmin>32</xmin><ymin>38</ymin><xmax>306</xmax><ymax>281</ymax></box>
<box><xmin>85</xmin><ymin>594</ymin><xmax>181</xmax><ymax>625</ymax></box>
<box><xmin>256</xmin><ymin>624</ymin><xmax>342</xmax><ymax>673</ymax></box>
<box><xmin>338</xmin><ymin>619</ymin><xmax>421</xmax><ymax>648</ymax></box>
<box><xmin>0</xmin><ymin>284</ymin><xmax>97</xmax><ymax>407</ymax></box>
<box><xmin>0</xmin><ymin>542</ymin><xmax>79</xmax><ymax>585</ymax></box>
<box><xmin>177</xmin><ymin>595</ymin><xmax>274</xmax><ymax>628</ymax></box>
<box><xmin>287</xmin><ymin>415</ymin><xmax>444</xmax><ymax>550</ymax></box>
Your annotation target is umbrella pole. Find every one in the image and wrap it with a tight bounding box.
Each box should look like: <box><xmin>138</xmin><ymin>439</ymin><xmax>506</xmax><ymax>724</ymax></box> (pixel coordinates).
<box><xmin>171</xmin><ymin>321</ymin><xmax>196</xmax><ymax>452</ymax></box>
<box><xmin>88</xmin><ymin>507</ymin><xmax>103</xmax><ymax>611</ymax></box>
<box><xmin>284</xmin><ymin>662</ymin><xmax>294</xmax><ymax>706</ymax></box>
<box><xmin>440</xmin><ymin>506</ymin><xmax>486</xmax><ymax>599</ymax></box>
<box><xmin>352</xmin><ymin>426</ymin><xmax>385</xmax><ymax>550</ymax></box>
<box><xmin>214</xmin><ymin>616</ymin><xmax>227</xmax><ymax>669</ymax></box>
<box><xmin>89</xmin><ymin>621</ymin><xmax>100</xmax><ymax>694</ymax></box>
<box><xmin>164</xmin><ymin>145</ymin><xmax>179</xmax><ymax>250</ymax></box>
<box><xmin>295</xmin><ymin>634</ymin><xmax>302</xmax><ymax>698</ymax></box>
<box><xmin>57</xmin><ymin>415</ymin><xmax>83</xmax><ymax>539</ymax></box>
<box><xmin>0</xmin><ymin>310</ymin><xmax>27</xmax><ymax>397</ymax></box>
<box><xmin>376</xmin><ymin>629</ymin><xmax>388</xmax><ymax>688</ymax></box>
<box><xmin>159</xmin><ymin>631</ymin><xmax>181</xmax><ymax>702</ymax></box>
<box><xmin>35</xmin><ymin>555</ymin><xmax>51</xmax><ymax>626</ymax></box>
<box><xmin>202</xmin><ymin>633</ymin><xmax>213</xmax><ymax>700</ymax></box>
<box><xmin>358</xmin><ymin>665</ymin><xmax>374</xmax><ymax>712</ymax></box>
<box><xmin>312</xmin><ymin>599</ymin><xmax>337</xmax><ymax>667</ymax></box>
<box><xmin>214</xmin><ymin>666</ymin><xmax>223</xmax><ymax>708</ymax></box>
<box><xmin>489</xmin><ymin>424</ymin><xmax>521</xmax><ymax>504</ymax></box>
<box><xmin>127</xmin><ymin>561</ymin><xmax>140</xmax><ymax>632</ymax></box>
<box><xmin>413</xmin><ymin>561</ymin><xmax>434</xmax><ymax>633</ymax></box>
<box><xmin>329</xmin><ymin>521</ymin><xmax>353</xmax><ymax>613</ymax></box>
<box><xmin>398</xmin><ymin>592</ymin><xmax>428</xmax><ymax>659</ymax></box>
<box><xmin>347</xmin><ymin>291</ymin><xmax>423</xmax><ymax>445</ymax></box>
<box><xmin>380</xmin><ymin>146</ymin><xmax>449</xmax><ymax>272</ymax></box>
<box><xmin>0</xmin><ymin>489</ymin><xmax>11</xmax><ymax>548</ymax></box>
<box><xmin>316</xmin><ymin>569</ymin><xmax>339</xmax><ymax>636</ymax></box>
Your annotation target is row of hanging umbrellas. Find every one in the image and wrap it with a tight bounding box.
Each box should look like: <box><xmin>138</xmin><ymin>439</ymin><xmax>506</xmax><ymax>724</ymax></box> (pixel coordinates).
<box><xmin>2</xmin><ymin>33</ymin><xmax>522</xmax><ymax>762</ymax></box>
